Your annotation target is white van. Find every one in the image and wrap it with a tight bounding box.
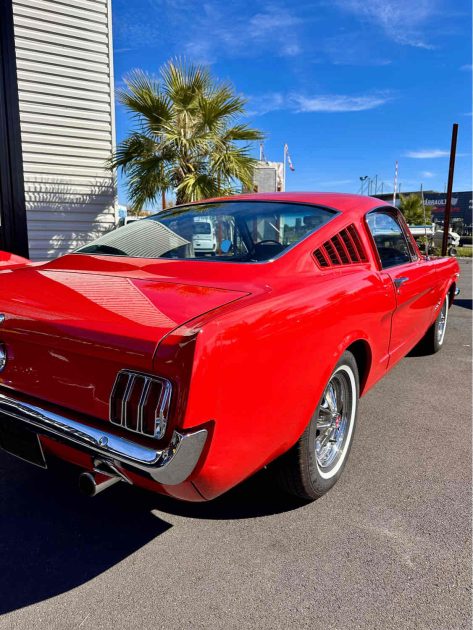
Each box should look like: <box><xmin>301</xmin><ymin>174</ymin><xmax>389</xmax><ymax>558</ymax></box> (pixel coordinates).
<box><xmin>192</xmin><ymin>217</ymin><xmax>216</xmax><ymax>253</ymax></box>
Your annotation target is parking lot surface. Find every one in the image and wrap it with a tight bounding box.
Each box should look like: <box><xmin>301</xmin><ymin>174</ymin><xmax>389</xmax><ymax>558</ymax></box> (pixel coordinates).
<box><xmin>0</xmin><ymin>261</ymin><xmax>471</xmax><ymax>630</ymax></box>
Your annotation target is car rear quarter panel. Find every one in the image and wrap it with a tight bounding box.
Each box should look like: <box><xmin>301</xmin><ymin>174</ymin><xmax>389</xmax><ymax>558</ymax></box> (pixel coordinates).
<box><xmin>432</xmin><ymin>256</ymin><xmax>461</xmax><ymax>309</ymax></box>
<box><xmin>180</xmin><ymin>261</ymin><xmax>396</xmax><ymax>500</ymax></box>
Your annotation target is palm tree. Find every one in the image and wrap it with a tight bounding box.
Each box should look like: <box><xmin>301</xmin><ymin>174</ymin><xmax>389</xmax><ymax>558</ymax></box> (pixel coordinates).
<box><xmin>111</xmin><ymin>60</ymin><xmax>264</xmax><ymax>209</ymax></box>
<box><xmin>399</xmin><ymin>194</ymin><xmax>431</xmax><ymax>225</ymax></box>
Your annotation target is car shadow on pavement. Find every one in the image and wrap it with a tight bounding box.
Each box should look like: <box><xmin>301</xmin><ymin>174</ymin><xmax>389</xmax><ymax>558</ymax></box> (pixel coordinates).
<box><xmin>148</xmin><ymin>466</ymin><xmax>307</xmax><ymax>521</ymax></box>
<box><xmin>0</xmin><ymin>454</ymin><xmax>303</xmax><ymax>614</ymax></box>
<box><xmin>0</xmin><ymin>456</ymin><xmax>171</xmax><ymax>614</ymax></box>
<box><xmin>453</xmin><ymin>298</ymin><xmax>472</xmax><ymax>310</ymax></box>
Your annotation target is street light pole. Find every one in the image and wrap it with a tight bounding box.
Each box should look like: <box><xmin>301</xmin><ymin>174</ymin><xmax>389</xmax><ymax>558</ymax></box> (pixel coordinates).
<box><xmin>359</xmin><ymin>175</ymin><xmax>368</xmax><ymax>195</ymax></box>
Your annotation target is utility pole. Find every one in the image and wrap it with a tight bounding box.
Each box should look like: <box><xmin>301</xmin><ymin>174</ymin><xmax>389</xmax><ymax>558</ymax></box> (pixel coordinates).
<box><xmin>442</xmin><ymin>123</ymin><xmax>459</xmax><ymax>256</ymax></box>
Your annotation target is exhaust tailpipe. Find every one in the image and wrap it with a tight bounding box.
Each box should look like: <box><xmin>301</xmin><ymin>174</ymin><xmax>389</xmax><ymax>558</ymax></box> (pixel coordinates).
<box><xmin>79</xmin><ymin>471</ymin><xmax>121</xmax><ymax>497</ymax></box>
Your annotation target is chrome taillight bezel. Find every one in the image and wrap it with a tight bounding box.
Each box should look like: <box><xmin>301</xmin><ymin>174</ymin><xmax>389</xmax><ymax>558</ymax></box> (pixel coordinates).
<box><xmin>109</xmin><ymin>370</ymin><xmax>172</xmax><ymax>439</ymax></box>
<box><xmin>0</xmin><ymin>344</ymin><xmax>7</xmax><ymax>372</ymax></box>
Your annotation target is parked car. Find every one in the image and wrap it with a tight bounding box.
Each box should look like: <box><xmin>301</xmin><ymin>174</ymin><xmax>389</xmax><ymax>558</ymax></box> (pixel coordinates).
<box><xmin>407</xmin><ymin>224</ymin><xmax>435</xmax><ymax>239</ymax></box>
<box><xmin>192</xmin><ymin>216</ymin><xmax>217</xmax><ymax>253</ymax></box>
<box><xmin>116</xmin><ymin>215</ymin><xmax>144</xmax><ymax>228</ymax></box>
<box><xmin>0</xmin><ymin>193</ymin><xmax>460</xmax><ymax>502</ymax></box>
<box><xmin>432</xmin><ymin>228</ymin><xmax>461</xmax><ymax>256</ymax></box>
<box><xmin>409</xmin><ymin>225</ymin><xmax>460</xmax><ymax>256</ymax></box>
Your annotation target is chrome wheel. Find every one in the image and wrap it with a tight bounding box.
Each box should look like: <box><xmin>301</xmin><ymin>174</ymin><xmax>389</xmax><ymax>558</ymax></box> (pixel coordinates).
<box><xmin>315</xmin><ymin>365</ymin><xmax>356</xmax><ymax>479</ymax></box>
<box><xmin>437</xmin><ymin>296</ymin><xmax>448</xmax><ymax>345</ymax></box>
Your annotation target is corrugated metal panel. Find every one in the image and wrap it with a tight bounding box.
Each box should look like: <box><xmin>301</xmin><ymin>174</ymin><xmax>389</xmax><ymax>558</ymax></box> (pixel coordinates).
<box><xmin>20</xmin><ymin>115</ymin><xmax>112</xmax><ymax>134</ymax></box>
<box><xmin>18</xmin><ymin>80</ymin><xmax>111</xmax><ymax>103</ymax></box>
<box><xmin>14</xmin><ymin>13</ymin><xmax>108</xmax><ymax>39</ymax></box>
<box><xmin>14</xmin><ymin>0</ymin><xmax>107</xmax><ymax>16</ymax></box>
<box><xmin>13</xmin><ymin>0</ymin><xmax>116</xmax><ymax>260</ymax></box>
<box><xmin>18</xmin><ymin>69</ymin><xmax>111</xmax><ymax>93</ymax></box>
<box><xmin>16</xmin><ymin>48</ymin><xmax>109</xmax><ymax>74</ymax></box>
<box><xmin>24</xmin><ymin>181</ymin><xmax>114</xmax><ymax>195</ymax></box>
<box><xmin>19</xmin><ymin>102</ymin><xmax>111</xmax><ymax>122</ymax></box>
<box><xmin>14</xmin><ymin>0</ymin><xmax>107</xmax><ymax>24</ymax></box>
<box><xmin>14</xmin><ymin>16</ymin><xmax>109</xmax><ymax>44</ymax></box>
<box><xmin>21</xmin><ymin>125</ymin><xmax>112</xmax><ymax>142</ymax></box>
<box><xmin>14</xmin><ymin>37</ymin><xmax>109</xmax><ymax>64</ymax></box>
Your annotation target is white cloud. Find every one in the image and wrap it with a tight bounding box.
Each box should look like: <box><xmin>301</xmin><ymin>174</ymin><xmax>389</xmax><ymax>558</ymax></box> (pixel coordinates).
<box><xmin>247</xmin><ymin>91</ymin><xmax>392</xmax><ymax>115</ymax></box>
<box><xmin>246</xmin><ymin>92</ymin><xmax>286</xmax><ymax>116</ymax></box>
<box><xmin>248</xmin><ymin>7</ymin><xmax>302</xmax><ymax>38</ymax></box>
<box><xmin>421</xmin><ymin>171</ymin><xmax>435</xmax><ymax>178</ymax></box>
<box><xmin>115</xmin><ymin>1</ymin><xmax>303</xmax><ymax>63</ymax></box>
<box><xmin>334</xmin><ymin>0</ymin><xmax>437</xmax><ymax>48</ymax></box>
<box><xmin>292</xmin><ymin>93</ymin><xmax>392</xmax><ymax>112</ymax></box>
<box><xmin>405</xmin><ymin>149</ymin><xmax>449</xmax><ymax>158</ymax></box>
<box><xmin>182</xmin><ymin>3</ymin><xmax>303</xmax><ymax>63</ymax></box>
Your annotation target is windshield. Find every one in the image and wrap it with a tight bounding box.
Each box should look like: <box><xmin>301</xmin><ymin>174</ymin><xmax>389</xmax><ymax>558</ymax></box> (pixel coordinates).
<box><xmin>76</xmin><ymin>201</ymin><xmax>337</xmax><ymax>262</ymax></box>
<box><xmin>193</xmin><ymin>222</ymin><xmax>212</xmax><ymax>235</ymax></box>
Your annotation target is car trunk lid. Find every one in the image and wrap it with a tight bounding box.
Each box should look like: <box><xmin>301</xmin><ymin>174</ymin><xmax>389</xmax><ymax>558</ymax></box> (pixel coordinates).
<box><xmin>0</xmin><ymin>266</ymin><xmax>248</xmax><ymax>421</ymax></box>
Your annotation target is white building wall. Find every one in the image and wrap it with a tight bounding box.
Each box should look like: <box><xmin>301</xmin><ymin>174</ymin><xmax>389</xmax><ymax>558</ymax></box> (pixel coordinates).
<box><xmin>12</xmin><ymin>0</ymin><xmax>116</xmax><ymax>260</ymax></box>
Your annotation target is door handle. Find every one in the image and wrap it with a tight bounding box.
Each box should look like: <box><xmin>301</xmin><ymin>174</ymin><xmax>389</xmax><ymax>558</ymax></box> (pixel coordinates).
<box><xmin>394</xmin><ymin>276</ymin><xmax>409</xmax><ymax>292</ymax></box>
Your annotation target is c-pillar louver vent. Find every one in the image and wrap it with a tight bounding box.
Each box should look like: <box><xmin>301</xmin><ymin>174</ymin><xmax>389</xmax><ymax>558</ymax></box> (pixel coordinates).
<box><xmin>314</xmin><ymin>224</ymin><xmax>368</xmax><ymax>269</ymax></box>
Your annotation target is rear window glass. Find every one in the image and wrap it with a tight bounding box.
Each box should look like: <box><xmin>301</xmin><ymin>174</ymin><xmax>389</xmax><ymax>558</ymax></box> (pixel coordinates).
<box><xmin>76</xmin><ymin>201</ymin><xmax>337</xmax><ymax>262</ymax></box>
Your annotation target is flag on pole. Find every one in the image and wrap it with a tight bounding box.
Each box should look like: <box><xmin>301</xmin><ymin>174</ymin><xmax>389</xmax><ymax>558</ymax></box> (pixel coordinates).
<box><xmin>284</xmin><ymin>143</ymin><xmax>295</xmax><ymax>171</ymax></box>
<box><xmin>393</xmin><ymin>160</ymin><xmax>399</xmax><ymax>205</ymax></box>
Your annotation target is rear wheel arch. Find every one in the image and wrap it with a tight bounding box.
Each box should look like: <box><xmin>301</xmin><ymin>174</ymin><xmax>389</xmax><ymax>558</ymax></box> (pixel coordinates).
<box><xmin>448</xmin><ymin>282</ymin><xmax>457</xmax><ymax>308</ymax></box>
<box><xmin>345</xmin><ymin>339</ymin><xmax>372</xmax><ymax>395</ymax></box>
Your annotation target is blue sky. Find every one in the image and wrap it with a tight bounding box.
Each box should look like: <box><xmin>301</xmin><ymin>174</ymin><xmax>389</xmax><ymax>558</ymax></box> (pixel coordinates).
<box><xmin>112</xmin><ymin>0</ymin><xmax>472</xmax><ymax>206</ymax></box>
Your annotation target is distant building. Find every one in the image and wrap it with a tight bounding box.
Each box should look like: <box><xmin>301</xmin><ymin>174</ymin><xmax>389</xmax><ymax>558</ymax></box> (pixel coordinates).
<box><xmin>375</xmin><ymin>190</ymin><xmax>472</xmax><ymax>235</ymax></box>
<box><xmin>245</xmin><ymin>161</ymin><xmax>284</xmax><ymax>193</ymax></box>
<box><xmin>0</xmin><ymin>0</ymin><xmax>116</xmax><ymax>260</ymax></box>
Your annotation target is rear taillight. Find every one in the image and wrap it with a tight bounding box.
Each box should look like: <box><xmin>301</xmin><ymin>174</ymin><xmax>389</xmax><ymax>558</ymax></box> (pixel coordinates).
<box><xmin>110</xmin><ymin>371</ymin><xmax>172</xmax><ymax>439</ymax></box>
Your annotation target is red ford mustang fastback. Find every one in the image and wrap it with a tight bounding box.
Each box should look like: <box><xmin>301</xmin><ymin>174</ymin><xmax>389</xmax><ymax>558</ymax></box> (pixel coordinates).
<box><xmin>0</xmin><ymin>193</ymin><xmax>460</xmax><ymax>502</ymax></box>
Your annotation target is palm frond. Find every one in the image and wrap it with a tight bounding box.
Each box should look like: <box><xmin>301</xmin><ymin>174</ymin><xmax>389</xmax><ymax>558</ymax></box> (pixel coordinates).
<box><xmin>118</xmin><ymin>70</ymin><xmax>172</xmax><ymax>129</ymax></box>
<box><xmin>160</xmin><ymin>59</ymin><xmax>211</xmax><ymax>110</ymax></box>
<box><xmin>220</xmin><ymin>124</ymin><xmax>265</xmax><ymax>143</ymax></box>
<box><xmin>114</xmin><ymin>59</ymin><xmax>264</xmax><ymax>204</ymax></box>
<box><xmin>125</xmin><ymin>155</ymin><xmax>171</xmax><ymax>210</ymax></box>
<box><xmin>176</xmin><ymin>171</ymin><xmax>219</xmax><ymax>203</ymax></box>
<box><xmin>197</xmin><ymin>89</ymin><xmax>246</xmax><ymax>129</ymax></box>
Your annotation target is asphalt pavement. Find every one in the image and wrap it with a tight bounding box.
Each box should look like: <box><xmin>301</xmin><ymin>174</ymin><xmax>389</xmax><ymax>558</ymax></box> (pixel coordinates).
<box><xmin>0</xmin><ymin>261</ymin><xmax>471</xmax><ymax>630</ymax></box>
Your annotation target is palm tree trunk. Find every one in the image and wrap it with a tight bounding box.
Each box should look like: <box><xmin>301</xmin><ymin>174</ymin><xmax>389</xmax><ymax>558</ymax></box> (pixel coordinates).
<box><xmin>161</xmin><ymin>189</ymin><xmax>166</xmax><ymax>210</ymax></box>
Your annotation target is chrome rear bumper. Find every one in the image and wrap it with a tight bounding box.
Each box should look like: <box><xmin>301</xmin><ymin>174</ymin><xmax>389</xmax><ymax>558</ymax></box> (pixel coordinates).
<box><xmin>0</xmin><ymin>392</ymin><xmax>207</xmax><ymax>485</ymax></box>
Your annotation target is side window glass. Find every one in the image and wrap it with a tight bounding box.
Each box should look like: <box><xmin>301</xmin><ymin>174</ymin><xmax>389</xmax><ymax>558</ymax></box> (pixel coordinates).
<box><xmin>366</xmin><ymin>212</ymin><xmax>412</xmax><ymax>268</ymax></box>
